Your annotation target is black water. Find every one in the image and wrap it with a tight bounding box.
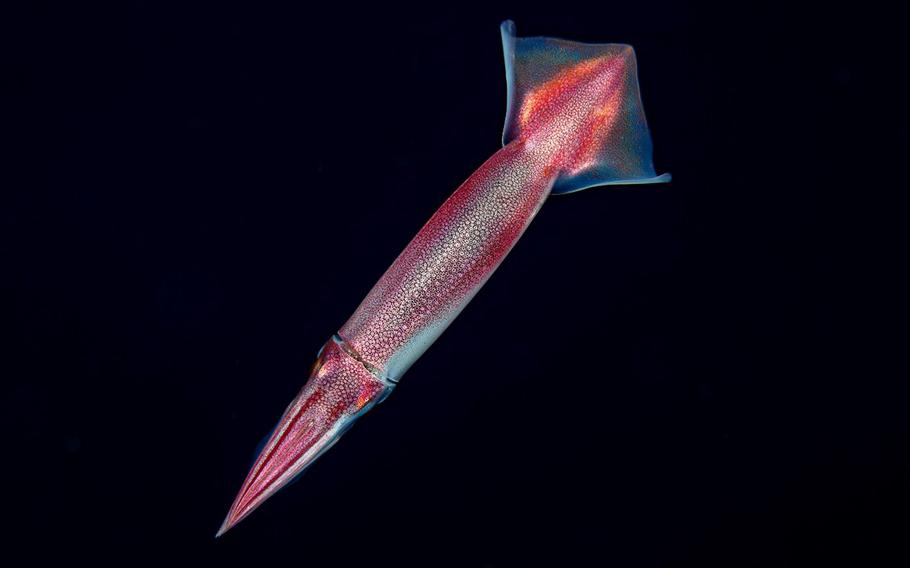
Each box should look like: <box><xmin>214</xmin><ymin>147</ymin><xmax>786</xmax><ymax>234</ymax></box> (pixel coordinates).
<box><xmin>4</xmin><ymin>2</ymin><xmax>906</xmax><ymax>566</ymax></box>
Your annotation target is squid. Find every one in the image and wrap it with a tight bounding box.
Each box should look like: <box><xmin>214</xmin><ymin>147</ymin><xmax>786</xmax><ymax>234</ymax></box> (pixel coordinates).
<box><xmin>218</xmin><ymin>20</ymin><xmax>669</xmax><ymax>536</ymax></box>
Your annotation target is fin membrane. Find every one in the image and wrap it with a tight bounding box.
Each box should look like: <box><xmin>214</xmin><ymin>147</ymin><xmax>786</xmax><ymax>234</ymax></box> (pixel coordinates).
<box><xmin>500</xmin><ymin>20</ymin><xmax>670</xmax><ymax>193</ymax></box>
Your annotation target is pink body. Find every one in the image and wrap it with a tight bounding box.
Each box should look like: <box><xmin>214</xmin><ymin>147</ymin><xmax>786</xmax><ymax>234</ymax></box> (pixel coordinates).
<box><xmin>341</xmin><ymin>141</ymin><xmax>552</xmax><ymax>381</ymax></box>
<box><xmin>341</xmin><ymin>38</ymin><xmax>654</xmax><ymax>378</ymax></box>
<box><xmin>218</xmin><ymin>21</ymin><xmax>669</xmax><ymax>536</ymax></box>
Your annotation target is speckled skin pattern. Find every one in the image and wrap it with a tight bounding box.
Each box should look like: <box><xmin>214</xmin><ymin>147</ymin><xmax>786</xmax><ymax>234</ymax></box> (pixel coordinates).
<box><xmin>340</xmin><ymin>141</ymin><xmax>552</xmax><ymax>381</ymax></box>
<box><xmin>219</xmin><ymin>21</ymin><xmax>669</xmax><ymax>536</ymax></box>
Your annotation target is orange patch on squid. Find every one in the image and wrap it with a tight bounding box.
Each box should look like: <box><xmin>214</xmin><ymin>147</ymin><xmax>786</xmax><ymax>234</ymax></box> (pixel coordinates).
<box><xmin>517</xmin><ymin>58</ymin><xmax>605</xmax><ymax>131</ymax></box>
<box><xmin>565</xmin><ymin>87</ymin><xmax>624</xmax><ymax>177</ymax></box>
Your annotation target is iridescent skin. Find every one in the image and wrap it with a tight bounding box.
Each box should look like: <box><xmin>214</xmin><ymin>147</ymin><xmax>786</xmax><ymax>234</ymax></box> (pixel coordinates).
<box><xmin>218</xmin><ymin>21</ymin><xmax>669</xmax><ymax>536</ymax></box>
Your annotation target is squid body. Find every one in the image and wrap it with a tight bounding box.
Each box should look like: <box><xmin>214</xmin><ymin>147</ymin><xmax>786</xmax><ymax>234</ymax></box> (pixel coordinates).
<box><xmin>218</xmin><ymin>20</ymin><xmax>669</xmax><ymax>536</ymax></box>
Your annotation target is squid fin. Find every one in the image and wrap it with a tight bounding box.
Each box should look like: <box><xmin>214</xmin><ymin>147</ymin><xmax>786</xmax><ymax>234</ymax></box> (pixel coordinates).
<box><xmin>500</xmin><ymin>20</ymin><xmax>670</xmax><ymax>193</ymax></box>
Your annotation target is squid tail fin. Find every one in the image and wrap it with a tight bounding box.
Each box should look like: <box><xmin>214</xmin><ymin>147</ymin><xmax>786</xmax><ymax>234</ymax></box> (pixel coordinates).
<box><xmin>500</xmin><ymin>20</ymin><xmax>670</xmax><ymax>194</ymax></box>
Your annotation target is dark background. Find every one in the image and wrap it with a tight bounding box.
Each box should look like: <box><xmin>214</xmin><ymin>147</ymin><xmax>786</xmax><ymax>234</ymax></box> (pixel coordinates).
<box><xmin>3</xmin><ymin>1</ymin><xmax>906</xmax><ymax>565</ymax></box>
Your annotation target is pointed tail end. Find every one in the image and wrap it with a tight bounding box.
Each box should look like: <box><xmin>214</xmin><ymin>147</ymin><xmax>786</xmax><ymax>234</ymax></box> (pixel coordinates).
<box><xmin>216</xmin><ymin>337</ymin><xmax>392</xmax><ymax>538</ymax></box>
<box><xmin>215</xmin><ymin>497</ymin><xmax>245</xmax><ymax>538</ymax></box>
